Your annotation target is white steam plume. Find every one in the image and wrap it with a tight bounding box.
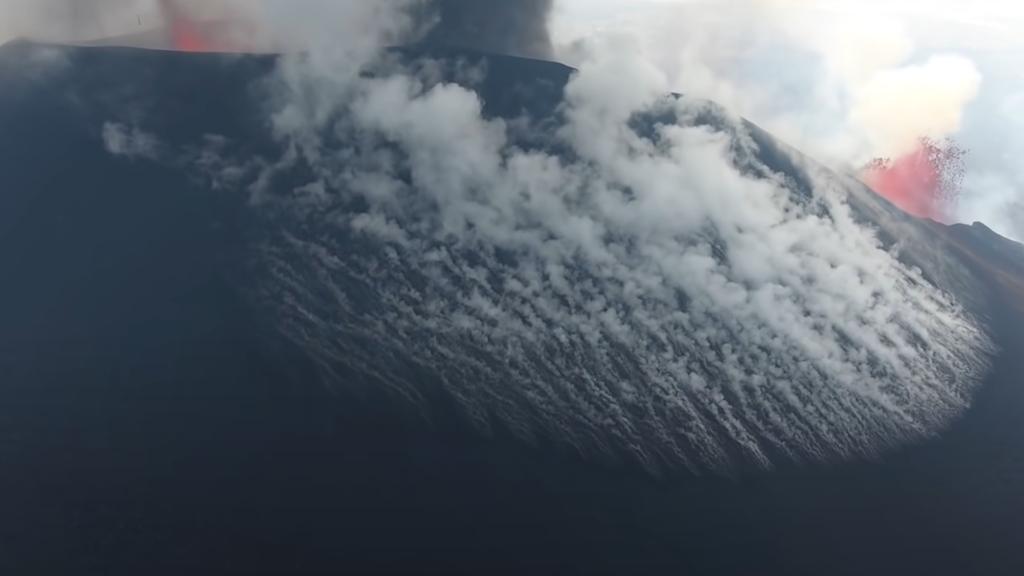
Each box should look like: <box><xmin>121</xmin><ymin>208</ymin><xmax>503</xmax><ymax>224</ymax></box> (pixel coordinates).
<box><xmin>851</xmin><ymin>54</ymin><xmax>981</xmax><ymax>160</ymax></box>
<box><xmin>78</xmin><ymin>1</ymin><xmax>992</xmax><ymax>472</ymax></box>
<box><xmin>143</xmin><ymin>5</ymin><xmax>990</xmax><ymax>473</ymax></box>
<box><xmin>553</xmin><ymin>1</ymin><xmax>983</xmax><ymax>166</ymax></box>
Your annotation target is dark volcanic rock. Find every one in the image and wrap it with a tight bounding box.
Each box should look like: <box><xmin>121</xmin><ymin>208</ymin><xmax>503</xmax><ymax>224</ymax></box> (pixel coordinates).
<box><xmin>2</xmin><ymin>41</ymin><xmax>1024</xmax><ymax>575</ymax></box>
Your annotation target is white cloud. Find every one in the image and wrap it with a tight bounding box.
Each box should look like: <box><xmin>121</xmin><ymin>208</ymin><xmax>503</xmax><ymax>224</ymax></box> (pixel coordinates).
<box><xmin>233</xmin><ymin>24</ymin><xmax>992</xmax><ymax>472</ymax></box>
<box><xmin>553</xmin><ymin>0</ymin><xmax>1024</xmax><ymax>236</ymax></box>
<box><xmin>80</xmin><ymin>0</ymin><xmax>994</xmax><ymax>472</ymax></box>
<box><xmin>851</xmin><ymin>54</ymin><xmax>981</xmax><ymax>159</ymax></box>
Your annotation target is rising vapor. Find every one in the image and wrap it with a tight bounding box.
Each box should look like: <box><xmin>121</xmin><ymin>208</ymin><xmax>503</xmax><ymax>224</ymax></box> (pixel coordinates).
<box><xmin>550</xmin><ymin>2</ymin><xmax>986</xmax><ymax>226</ymax></box>
<box><xmin>40</xmin><ymin>0</ymin><xmax>992</xmax><ymax>473</ymax></box>
<box><xmin>136</xmin><ymin>15</ymin><xmax>985</xmax><ymax>472</ymax></box>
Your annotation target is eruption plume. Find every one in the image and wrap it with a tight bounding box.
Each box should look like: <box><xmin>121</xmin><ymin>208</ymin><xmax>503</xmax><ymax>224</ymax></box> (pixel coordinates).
<box><xmin>155</xmin><ymin>0</ymin><xmax>267</xmax><ymax>53</ymax></box>
<box><xmin>862</xmin><ymin>137</ymin><xmax>967</xmax><ymax>221</ymax></box>
<box><xmin>0</xmin><ymin>0</ymin><xmax>554</xmax><ymax>58</ymax></box>
<box><xmin>158</xmin><ymin>0</ymin><xmax>209</xmax><ymax>52</ymax></box>
<box><xmin>421</xmin><ymin>0</ymin><xmax>554</xmax><ymax>58</ymax></box>
<box><xmin>157</xmin><ymin>0</ymin><xmax>556</xmax><ymax>57</ymax></box>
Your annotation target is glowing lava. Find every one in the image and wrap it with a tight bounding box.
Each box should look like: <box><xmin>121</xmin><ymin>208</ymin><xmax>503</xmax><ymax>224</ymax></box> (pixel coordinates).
<box><xmin>862</xmin><ymin>138</ymin><xmax>966</xmax><ymax>222</ymax></box>
<box><xmin>159</xmin><ymin>0</ymin><xmax>207</xmax><ymax>51</ymax></box>
<box><xmin>159</xmin><ymin>0</ymin><xmax>217</xmax><ymax>52</ymax></box>
<box><xmin>170</xmin><ymin>23</ymin><xmax>209</xmax><ymax>52</ymax></box>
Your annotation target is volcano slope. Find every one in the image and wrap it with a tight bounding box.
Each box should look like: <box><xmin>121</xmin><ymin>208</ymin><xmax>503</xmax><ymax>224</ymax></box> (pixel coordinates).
<box><xmin>1</xmin><ymin>41</ymin><xmax>1023</xmax><ymax>575</ymax></box>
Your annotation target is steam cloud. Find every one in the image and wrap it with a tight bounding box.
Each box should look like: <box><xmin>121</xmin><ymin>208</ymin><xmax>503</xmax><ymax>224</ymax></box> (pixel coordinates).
<box><xmin>36</xmin><ymin>0</ymin><xmax>992</xmax><ymax>472</ymax></box>
<box><xmin>85</xmin><ymin>5</ymin><xmax>984</xmax><ymax>473</ymax></box>
<box><xmin>850</xmin><ymin>54</ymin><xmax>981</xmax><ymax>161</ymax></box>
<box><xmin>551</xmin><ymin>2</ymin><xmax>985</xmax><ymax>224</ymax></box>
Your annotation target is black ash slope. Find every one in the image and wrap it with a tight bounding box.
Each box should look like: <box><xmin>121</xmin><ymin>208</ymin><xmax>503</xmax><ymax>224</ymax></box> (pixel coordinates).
<box><xmin>1</xmin><ymin>42</ymin><xmax>1024</xmax><ymax>575</ymax></box>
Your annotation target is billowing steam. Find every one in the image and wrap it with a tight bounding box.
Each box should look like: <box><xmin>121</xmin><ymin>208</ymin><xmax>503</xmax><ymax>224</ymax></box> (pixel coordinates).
<box><xmin>551</xmin><ymin>3</ymin><xmax>985</xmax><ymax>225</ymax></box>
<box><xmin>93</xmin><ymin>6</ymin><xmax>991</xmax><ymax>473</ymax></box>
<box><xmin>849</xmin><ymin>54</ymin><xmax>982</xmax><ymax>163</ymax></box>
<box><xmin>851</xmin><ymin>56</ymin><xmax>980</xmax><ymax>220</ymax></box>
<box><xmin>12</xmin><ymin>0</ymin><xmax>985</xmax><ymax>472</ymax></box>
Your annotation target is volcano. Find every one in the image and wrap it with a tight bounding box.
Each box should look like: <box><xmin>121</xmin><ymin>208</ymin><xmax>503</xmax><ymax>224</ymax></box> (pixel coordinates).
<box><xmin>2</xmin><ymin>39</ymin><xmax>1024</xmax><ymax>575</ymax></box>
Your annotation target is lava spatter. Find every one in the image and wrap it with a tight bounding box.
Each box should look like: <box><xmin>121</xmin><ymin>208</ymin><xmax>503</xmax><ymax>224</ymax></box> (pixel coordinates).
<box><xmin>863</xmin><ymin>138</ymin><xmax>967</xmax><ymax>221</ymax></box>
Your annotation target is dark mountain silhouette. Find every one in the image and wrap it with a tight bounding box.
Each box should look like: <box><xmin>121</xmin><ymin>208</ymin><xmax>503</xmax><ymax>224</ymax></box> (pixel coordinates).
<box><xmin>2</xmin><ymin>40</ymin><xmax>1024</xmax><ymax>575</ymax></box>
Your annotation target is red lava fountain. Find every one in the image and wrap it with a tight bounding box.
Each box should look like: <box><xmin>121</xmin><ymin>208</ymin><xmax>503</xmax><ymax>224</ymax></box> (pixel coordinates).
<box><xmin>158</xmin><ymin>0</ymin><xmax>214</xmax><ymax>52</ymax></box>
<box><xmin>170</xmin><ymin>22</ymin><xmax>210</xmax><ymax>52</ymax></box>
<box><xmin>158</xmin><ymin>0</ymin><xmax>249</xmax><ymax>53</ymax></box>
<box><xmin>862</xmin><ymin>138</ymin><xmax>966</xmax><ymax>222</ymax></box>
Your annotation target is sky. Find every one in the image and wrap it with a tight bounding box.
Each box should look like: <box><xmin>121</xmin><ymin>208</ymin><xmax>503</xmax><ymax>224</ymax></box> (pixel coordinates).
<box><xmin>552</xmin><ymin>0</ymin><xmax>1024</xmax><ymax>240</ymax></box>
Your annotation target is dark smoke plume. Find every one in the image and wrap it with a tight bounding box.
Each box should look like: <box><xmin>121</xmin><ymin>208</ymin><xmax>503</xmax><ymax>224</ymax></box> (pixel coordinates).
<box><xmin>420</xmin><ymin>0</ymin><xmax>554</xmax><ymax>59</ymax></box>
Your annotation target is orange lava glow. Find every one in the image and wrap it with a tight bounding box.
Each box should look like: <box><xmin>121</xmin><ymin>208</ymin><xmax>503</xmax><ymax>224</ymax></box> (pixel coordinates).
<box><xmin>170</xmin><ymin>22</ymin><xmax>210</xmax><ymax>52</ymax></box>
<box><xmin>862</xmin><ymin>138</ymin><xmax>966</xmax><ymax>222</ymax></box>
<box><xmin>160</xmin><ymin>0</ymin><xmax>217</xmax><ymax>52</ymax></box>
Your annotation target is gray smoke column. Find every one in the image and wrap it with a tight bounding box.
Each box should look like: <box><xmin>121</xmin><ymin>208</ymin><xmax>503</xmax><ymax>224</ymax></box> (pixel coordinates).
<box><xmin>421</xmin><ymin>0</ymin><xmax>553</xmax><ymax>59</ymax></box>
<box><xmin>0</xmin><ymin>0</ymin><xmax>150</xmax><ymax>43</ymax></box>
<box><xmin>0</xmin><ymin>0</ymin><xmax>554</xmax><ymax>58</ymax></box>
